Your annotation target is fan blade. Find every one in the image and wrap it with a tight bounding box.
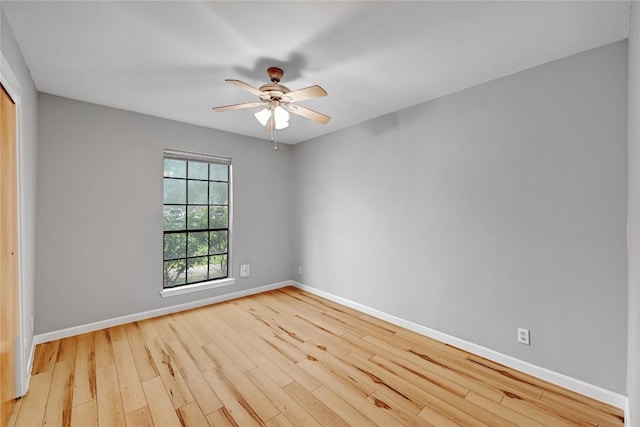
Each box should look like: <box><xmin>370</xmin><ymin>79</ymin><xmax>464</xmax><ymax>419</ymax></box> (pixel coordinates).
<box><xmin>287</xmin><ymin>104</ymin><xmax>331</xmax><ymax>124</ymax></box>
<box><xmin>226</xmin><ymin>79</ymin><xmax>265</xmax><ymax>97</ymax></box>
<box><xmin>212</xmin><ymin>102</ymin><xmax>266</xmax><ymax>112</ymax></box>
<box><xmin>282</xmin><ymin>85</ymin><xmax>327</xmax><ymax>103</ymax></box>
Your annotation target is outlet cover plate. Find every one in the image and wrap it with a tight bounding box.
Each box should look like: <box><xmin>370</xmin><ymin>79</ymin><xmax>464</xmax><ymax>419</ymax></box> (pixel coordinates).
<box><xmin>518</xmin><ymin>328</ymin><xmax>530</xmax><ymax>345</ymax></box>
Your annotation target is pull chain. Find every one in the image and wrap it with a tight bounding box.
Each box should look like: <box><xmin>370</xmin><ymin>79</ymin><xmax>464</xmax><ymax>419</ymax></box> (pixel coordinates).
<box><xmin>270</xmin><ymin>111</ymin><xmax>278</xmax><ymax>150</ymax></box>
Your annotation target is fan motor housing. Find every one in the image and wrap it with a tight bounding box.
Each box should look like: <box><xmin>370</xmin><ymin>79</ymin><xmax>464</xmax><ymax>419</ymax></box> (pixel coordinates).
<box><xmin>258</xmin><ymin>83</ymin><xmax>291</xmax><ymax>102</ymax></box>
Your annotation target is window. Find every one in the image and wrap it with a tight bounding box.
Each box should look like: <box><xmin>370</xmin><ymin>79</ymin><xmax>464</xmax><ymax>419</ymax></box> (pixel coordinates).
<box><xmin>162</xmin><ymin>150</ymin><xmax>231</xmax><ymax>290</ymax></box>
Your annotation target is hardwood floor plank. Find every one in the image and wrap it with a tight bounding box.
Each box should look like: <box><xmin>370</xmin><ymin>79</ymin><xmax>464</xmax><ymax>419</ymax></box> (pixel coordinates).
<box><xmin>136</xmin><ymin>319</ymin><xmax>159</xmax><ymax>341</ymax></box>
<box><xmin>94</xmin><ymin>329</ymin><xmax>114</xmax><ymax>368</ymax></box>
<box><xmin>368</xmin><ymin>390</ymin><xmax>435</xmax><ymax>426</ymax></box>
<box><xmin>418</xmin><ymin>404</ymin><xmax>465</xmax><ymax>427</ymax></box>
<box><xmin>456</xmin><ymin>353</ymin><xmax>544</xmax><ymax>400</ymax></box>
<box><xmin>15</xmin><ymin>289</ymin><xmax>624</xmax><ymax>427</ymax></box>
<box><xmin>208</xmin><ymin>313</ymin><xmax>294</xmax><ymax>388</ymax></box>
<box><xmin>202</xmin><ymin>341</ymin><xmax>280</xmax><ymax>422</ymax></box>
<box><xmin>369</xmin><ymin>353</ymin><xmax>469</xmax><ymax>399</ymax></box>
<box><xmin>245</xmin><ymin>331</ymin><xmax>321</xmax><ymax>392</ymax></box>
<box><xmin>246</xmin><ymin>367</ymin><xmax>322</xmax><ymax>427</ymax></box>
<box><xmin>142</xmin><ymin>376</ymin><xmax>182</xmax><ymax>427</ymax></box>
<box><xmin>250</xmin><ymin>327</ymin><xmax>308</xmax><ymax>364</ymax></box>
<box><xmin>96</xmin><ymin>364</ymin><xmax>125</xmax><ymax>426</ymax></box>
<box><xmin>197</xmin><ymin>311</ymin><xmax>257</xmax><ymax>372</ymax></box>
<box><xmin>108</xmin><ymin>325</ymin><xmax>128</xmax><ymax>342</ymax></box>
<box><xmin>43</xmin><ymin>361</ymin><xmax>74</xmax><ymax>427</ymax></box>
<box><xmin>6</xmin><ymin>396</ymin><xmax>22</xmax><ymax>427</ymax></box>
<box><xmin>165</xmin><ymin>340</ymin><xmax>223</xmax><ymax>415</ymax></box>
<box><xmin>112</xmin><ymin>338</ymin><xmax>146</xmax><ymax>414</ymax></box>
<box><xmin>72</xmin><ymin>333</ymin><xmax>96</xmax><ymax>407</ymax></box>
<box><xmin>166</xmin><ymin>313</ymin><xmax>217</xmax><ymax>372</ymax></box>
<box><xmin>124</xmin><ymin>406</ymin><xmax>153</xmax><ymax>427</ymax></box>
<box><xmin>347</xmin><ymin>351</ymin><xmax>511</xmax><ymax>426</ymax></box>
<box><xmin>265</xmin><ymin>413</ymin><xmax>294</xmax><ymax>427</ymax></box>
<box><xmin>206</xmin><ymin>407</ymin><xmax>238</xmax><ymax>427</ymax></box>
<box><xmin>281</xmin><ymin>312</ymin><xmax>354</xmax><ymax>357</ymax></box>
<box><xmin>70</xmin><ymin>399</ymin><xmax>98</xmax><ymax>427</ymax></box>
<box><xmin>500</xmin><ymin>394</ymin><xmax>581</xmax><ymax>426</ymax></box>
<box><xmin>13</xmin><ymin>372</ymin><xmax>52</xmax><ymax>426</ymax></box>
<box><xmin>201</xmin><ymin>368</ymin><xmax>263</xmax><ymax>427</ymax></box>
<box><xmin>176</xmin><ymin>401</ymin><xmax>210</xmax><ymax>426</ymax></box>
<box><xmin>32</xmin><ymin>340</ymin><xmax>59</xmax><ymax>374</ymax></box>
<box><xmin>299</xmin><ymin>359</ymin><xmax>404</xmax><ymax>426</ymax></box>
<box><xmin>322</xmin><ymin>308</ymin><xmax>398</xmax><ymax>339</ymax></box>
<box><xmin>56</xmin><ymin>336</ymin><xmax>78</xmax><ymax>365</ymax></box>
<box><xmin>151</xmin><ymin>315</ymin><xmax>178</xmax><ymax>343</ymax></box>
<box><xmin>341</xmin><ymin>332</ymin><xmax>504</xmax><ymax>403</ymax></box>
<box><xmin>282</xmin><ymin>381</ymin><xmax>348</xmax><ymax>427</ymax></box>
<box><xmin>540</xmin><ymin>390</ymin><xmax>624</xmax><ymax>426</ymax></box>
<box><xmin>174</xmin><ymin>310</ymin><xmax>214</xmax><ymax>346</ymax></box>
<box><xmin>465</xmin><ymin>392</ymin><xmax>546</xmax><ymax>426</ymax></box>
<box><xmin>146</xmin><ymin>336</ymin><xmax>194</xmax><ymax>409</ymax></box>
<box><xmin>311</xmin><ymin>385</ymin><xmax>377</xmax><ymax>427</ymax></box>
<box><xmin>124</xmin><ymin>322</ymin><xmax>159</xmax><ymax>382</ymax></box>
<box><xmin>293</xmin><ymin>340</ymin><xmax>376</xmax><ymax>398</ymax></box>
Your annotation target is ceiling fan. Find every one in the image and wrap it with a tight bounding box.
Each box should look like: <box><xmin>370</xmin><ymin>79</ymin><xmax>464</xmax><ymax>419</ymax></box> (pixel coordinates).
<box><xmin>212</xmin><ymin>67</ymin><xmax>330</xmax><ymax>131</ymax></box>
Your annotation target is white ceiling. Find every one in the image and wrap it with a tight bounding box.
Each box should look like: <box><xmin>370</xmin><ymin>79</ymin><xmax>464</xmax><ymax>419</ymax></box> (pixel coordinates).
<box><xmin>2</xmin><ymin>1</ymin><xmax>631</xmax><ymax>144</ymax></box>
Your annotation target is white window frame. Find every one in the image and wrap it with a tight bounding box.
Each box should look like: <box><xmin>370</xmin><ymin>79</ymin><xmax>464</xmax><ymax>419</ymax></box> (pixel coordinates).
<box><xmin>160</xmin><ymin>149</ymin><xmax>234</xmax><ymax>297</ymax></box>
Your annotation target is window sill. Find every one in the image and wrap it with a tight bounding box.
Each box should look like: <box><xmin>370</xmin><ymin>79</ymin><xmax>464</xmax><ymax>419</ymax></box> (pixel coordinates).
<box><xmin>160</xmin><ymin>278</ymin><xmax>235</xmax><ymax>298</ymax></box>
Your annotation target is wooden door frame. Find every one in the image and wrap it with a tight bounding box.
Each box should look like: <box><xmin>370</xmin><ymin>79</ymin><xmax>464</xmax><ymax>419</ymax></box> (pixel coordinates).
<box><xmin>1</xmin><ymin>51</ymin><xmax>28</xmax><ymax>398</ymax></box>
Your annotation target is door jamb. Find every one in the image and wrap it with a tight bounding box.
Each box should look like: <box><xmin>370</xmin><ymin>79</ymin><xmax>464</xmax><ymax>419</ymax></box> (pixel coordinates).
<box><xmin>1</xmin><ymin>51</ymin><xmax>29</xmax><ymax>398</ymax></box>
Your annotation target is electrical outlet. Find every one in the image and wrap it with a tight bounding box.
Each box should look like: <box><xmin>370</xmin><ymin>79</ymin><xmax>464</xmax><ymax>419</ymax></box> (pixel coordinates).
<box><xmin>518</xmin><ymin>328</ymin><xmax>530</xmax><ymax>345</ymax></box>
<box><xmin>298</xmin><ymin>266</ymin><xmax>303</xmax><ymax>275</ymax></box>
<box><xmin>240</xmin><ymin>264</ymin><xmax>250</xmax><ymax>278</ymax></box>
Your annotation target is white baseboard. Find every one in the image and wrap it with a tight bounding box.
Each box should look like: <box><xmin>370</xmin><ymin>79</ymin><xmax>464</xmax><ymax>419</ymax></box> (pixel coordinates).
<box><xmin>33</xmin><ymin>281</ymin><xmax>290</xmax><ymax>345</ymax></box>
<box><xmin>290</xmin><ymin>281</ymin><xmax>628</xmax><ymax>411</ymax></box>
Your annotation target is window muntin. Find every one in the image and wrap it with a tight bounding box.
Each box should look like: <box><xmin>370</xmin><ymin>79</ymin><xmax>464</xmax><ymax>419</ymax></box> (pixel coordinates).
<box><xmin>163</xmin><ymin>153</ymin><xmax>230</xmax><ymax>289</ymax></box>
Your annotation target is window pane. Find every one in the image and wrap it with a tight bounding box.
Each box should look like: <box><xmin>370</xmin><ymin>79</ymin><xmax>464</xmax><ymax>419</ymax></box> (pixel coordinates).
<box><xmin>187</xmin><ymin>231</ymin><xmax>208</xmax><ymax>257</ymax></box>
<box><xmin>164</xmin><ymin>178</ymin><xmax>186</xmax><ymax>204</ymax></box>
<box><xmin>188</xmin><ymin>180</ymin><xmax>208</xmax><ymax>205</ymax></box>
<box><xmin>209</xmin><ymin>230</ymin><xmax>227</xmax><ymax>255</ymax></box>
<box><xmin>163</xmin><ymin>206</ymin><xmax>186</xmax><ymax>231</ymax></box>
<box><xmin>210</xmin><ymin>164</ymin><xmax>228</xmax><ymax>182</ymax></box>
<box><xmin>209</xmin><ymin>255</ymin><xmax>228</xmax><ymax>279</ymax></box>
<box><xmin>187</xmin><ymin>206</ymin><xmax>207</xmax><ymax>230</ymax></box>
<box><xmin>188</xmin><ymin>161</ymin><xmax>208</xmax><ymax>180</ymax></box>
<box><xmin>209</xmin><ymin>206</ymin><xmax>228</xmax><ymax>228</ymax></box>
<box><xmin>209</xmin><ymin>182</ymin><xmax>228</xmax><ymax>205</ymax></box>
<box><xmin>187</xmin><ymin>257</ymin><xmax>208</xmax><ymax>284</ymax></box>
<box><xmin>164</xmin><ymin>159</ymin><xmax>186</xmax><ymax>178</ymax></box>
<box><xmin>164</xmin><ymin>233</ymin><xmax>186</xmax><ymax>260</ymax></box>
<box><xmin>163</xmin><ymin>153</ymin><xmax>231</xmax><ymax>288</ymax></box>
<box><xmin>164</xmin><ymin>259</ymin><xmax>186</xmax><ymax>287</ymax></box>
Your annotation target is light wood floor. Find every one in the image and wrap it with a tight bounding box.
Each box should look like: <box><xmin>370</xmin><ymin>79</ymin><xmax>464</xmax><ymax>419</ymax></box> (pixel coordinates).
<box><xmin>8</xmin><ymin>286</ymin><xmax>624</xmax><ymax>427</ymax></box>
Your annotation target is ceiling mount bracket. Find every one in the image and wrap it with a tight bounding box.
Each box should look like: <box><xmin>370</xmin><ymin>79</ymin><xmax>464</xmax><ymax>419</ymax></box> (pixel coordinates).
<box><xmin>267</xmin><ymin>67</ymin><xmax>283</xmax><ymax>83</ymax></box>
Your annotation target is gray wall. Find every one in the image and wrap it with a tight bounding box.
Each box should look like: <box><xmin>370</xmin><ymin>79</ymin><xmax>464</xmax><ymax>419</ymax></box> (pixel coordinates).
<box><xmin>628</xmin><ymin>2</ymin><xmax>640</xmax><ymax>423</ymax></box>
<box><xmin>1</xmin><ymin>7</ymin><xmax>38</xmax><ymax>396</ymax></box>
<box><xmin>292</xmin><ymin>41</ymin><xmax>628</xmax><ymax>393</ymax></box>
<box><xmin>36</xmin><ymin>94</ymin><xmax>293</xmax><ymax>333</ymax></box>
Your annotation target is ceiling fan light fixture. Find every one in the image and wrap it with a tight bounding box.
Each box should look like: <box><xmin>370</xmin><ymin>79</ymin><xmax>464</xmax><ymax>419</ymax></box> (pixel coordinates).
<box><xmin>273</xmin><ymin>105</ymin><xmax>289</xmax><ymax>128</ymax></box>
<box><xmin>254</xmin><ymin>108</ymin><xmax>271</xmax><ymax>126</ymax></box>
<box><xmin>254</xmin><ymin>105</ymin><xmax>289</xmax><ymax>130</ymax></box>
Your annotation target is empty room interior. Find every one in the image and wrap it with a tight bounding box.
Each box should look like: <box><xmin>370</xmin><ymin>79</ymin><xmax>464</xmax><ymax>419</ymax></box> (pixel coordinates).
<box><xmin>1</xmin><ymin>1</ymin><xmax>640</xmax><ymax>426</ymax></box>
